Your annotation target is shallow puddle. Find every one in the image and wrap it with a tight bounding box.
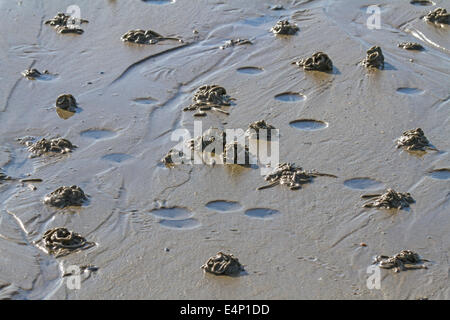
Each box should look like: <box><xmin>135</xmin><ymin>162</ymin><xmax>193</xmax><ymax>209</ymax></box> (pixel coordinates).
<box><xmin>158</xmin><ymin>218</ymin><xmax>201</xmax><ymax>230</ymax></box>
<box><xmin>409</xmin><ymin>0</ymin><xmax>435</xmax><ymax>6</ymax></box>
<box><xmin>275</xmin><ymin>92</ymin><xmax>306</xmax><ymax>102</ymax></box>
<box><xmin>428</xmin><ymin>169</ymin><xmax>450</xmax><ymax>180</ymax></box>
<box><xmin>149</xmin><ymin>207</ymin><xmax>193</xmax><ymax>219</ymax></box>
<box><xmin>396</xmin><ymin>88</ymin><xmax>424</xmax><ymax>95</ymax></box>
<box><xmin>244</xmin><ymin>208</ymin><xmax>280</xmax><ymax>219</ymax></box>
<box><xmin>141</xmin><ymin>0</ymin><xmax>175</xmax><ymax>5</ymax></box>
<box><xmin>343</xmin><ymin>178</ymin><xmax>384</xmax><ymax>190</ymax></box>
<box><xmin>236</xmin><ymin>67</ymin><xmax>264</xmax><ymax>75</ymax></box>
<box><xmin>289</xmin><ymin>119</ymin><xmax>328</xmax><ymax>131</ymax></box>
<box><xmin>205</xmin><ymin>200</ymin><xmax>242</xmax><ymax>212</ymax></box>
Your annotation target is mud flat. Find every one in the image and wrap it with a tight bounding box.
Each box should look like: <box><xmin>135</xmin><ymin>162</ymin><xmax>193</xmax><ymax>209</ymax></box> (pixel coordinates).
<box><xmin>0</xmin><ymin>0</ymin><xmax>449</xmax><ymax>300</ymax></box>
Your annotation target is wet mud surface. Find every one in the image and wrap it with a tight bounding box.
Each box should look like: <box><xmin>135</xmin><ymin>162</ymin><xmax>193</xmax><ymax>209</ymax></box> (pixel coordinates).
<box><xmin>0</xmin><ymin>0</ymin><xmax>449</xmax><ymax>300</ymax></box>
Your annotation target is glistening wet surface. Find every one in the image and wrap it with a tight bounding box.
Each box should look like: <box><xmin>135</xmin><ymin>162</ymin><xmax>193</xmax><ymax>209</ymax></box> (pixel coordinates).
<box><xmin>0</xmin><ymin>0</ymin><xmax>449</xmax><ymax>300</ymax></box>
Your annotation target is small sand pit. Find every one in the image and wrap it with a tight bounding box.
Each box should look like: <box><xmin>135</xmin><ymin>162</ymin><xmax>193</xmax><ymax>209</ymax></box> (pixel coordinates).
<box><xmin>39</xmin><ymin>227</ymin><xmax>95</xmax><ymax>258</ymax></box>
<box><xmin>20</xmin><ymin>137</ymin><xmax>76</xmax><ymax>158</ymax></box>
<box><xmin>44</xmin><ymin>185</ymin><xmax>88</xmax><ymax>208</ymax></box>
<box><xmin>220</xmin><ymin>38</ymin><xmax>252</xmax><ymax>49</ymax></box>
<box><xmin>362</xmin><ymin>46</ymin><xmax>384</xmax><ymax>69</ymax></box>
<box><xmin>236</xmin><ymin>66</ymin><xmax>264</xmax><ymax>75</ymax></box>
<box><xmin>373</xmin><ymin>250</ymin><xmax>429</xmax><ymax>272</ymax></box>
<box><xmin>289</xmin><ymin>119</ymin><xmax>328</xmax><ymax>131</ymax></box>
<box><xmin>423</xmin><ymin>7</ymin><xmax>450</xmax><ymax>24</ymax></box>
<box><xmin>396</xmin><ymin>128</ymin><xmax>437</xmax><ymax>151</ymax></box>
<box><xmin>275</xmin><ymin>92</ymin><xmax>306</xmax><ymax>102</ymax></box>
<box><xmin>398</xmin><ymin>42</ymin><xmax>424</xmax><ymax>50</ymax></box>
<box><xmin>410</xmin><ymin>0</ymin><xmax>434</xmax><ymax>5</ymax></box>
<box><xmin>183</xmin><ymin>85</ymin><xmax>234</xmax><ymax>117</ymax></box>
<box><xmin>293</xmin><ymin>52</ymin><xmax>333</xmax><ymax>72</ymax></box>
<box><xmin>270</xmin><ymin>20</ymin><xmax>299</xmax><ymax>35</ymax></box>
<box><xmin>428</xmin><ymin>168</ymin><xmax>450</xmax><ymax>180</ymax></box>
<box><xmin>206</xmin><ymin>200</ymin><xmax>242</xmax><ymax>212</ymax></box>
<box><xmin>201</xmin><ymin>252</ymin><xmax>244</xmax><ymax>276</ymax></box>
<box><xmin>45</xmin><ymin>12</ymin><xmax>88</xmax><ymax>34</ymax></box>
<box><xmin>257</xmin><ymin>163</ymin><xmax>337</xmax><ymax>190</ymax></box>
<box><xmin>246</xmin><ymin>120</ymin><xmax>276</xmax><ymax>140</ymax></box>
<box><xmin>121</xmin><ymin>29</ymin><xmax>182</xmax><ymax>45</ymax></box>
<box><xmin>361</xmin><ymin>189</ymin><xmax>414</xmax><ymax>209</ymax></box>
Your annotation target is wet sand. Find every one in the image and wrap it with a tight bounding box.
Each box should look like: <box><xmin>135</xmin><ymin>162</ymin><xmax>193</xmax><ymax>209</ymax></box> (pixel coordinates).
<box><xmin>0</xmin><ymin>0</ymin><xmax>449</xmax><ymax>299</ymax></box>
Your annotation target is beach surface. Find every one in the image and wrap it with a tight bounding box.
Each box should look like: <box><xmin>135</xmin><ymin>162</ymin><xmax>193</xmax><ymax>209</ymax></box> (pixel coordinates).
<box><xmin>0</xmin><ymin>0</ymin><xmax>449</xmax><ymax>299</ymax></box>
